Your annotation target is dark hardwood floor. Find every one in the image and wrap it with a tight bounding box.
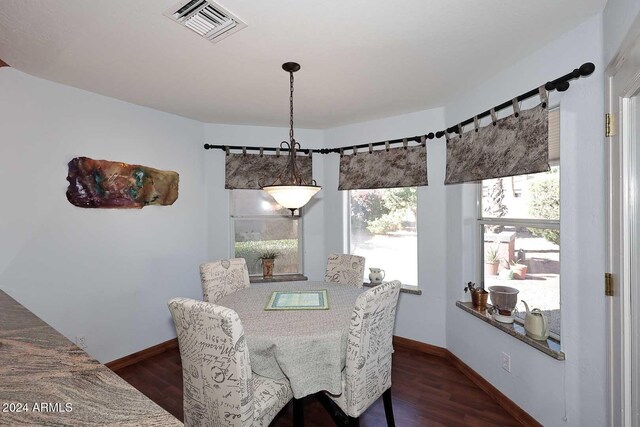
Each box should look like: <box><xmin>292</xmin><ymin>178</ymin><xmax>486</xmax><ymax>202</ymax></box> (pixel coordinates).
<box><xmin>113</xmin><ymin>345</ymin><xmax>522</xmax><ymax>426</ymax></box>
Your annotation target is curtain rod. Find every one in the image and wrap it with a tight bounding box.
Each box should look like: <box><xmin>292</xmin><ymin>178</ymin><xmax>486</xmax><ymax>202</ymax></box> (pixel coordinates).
<box><xmin>203</xmin><ymin>62</ymin><xmax>595</xmax><ymax>155</ymax></box>
<box><xmin>435</xmin><ymin>62</ymin><xmax>595</xmax><ymax>138</ymax></box>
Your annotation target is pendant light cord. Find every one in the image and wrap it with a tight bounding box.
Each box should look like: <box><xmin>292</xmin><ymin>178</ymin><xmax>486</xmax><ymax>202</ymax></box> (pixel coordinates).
<box><xmin>287</xmin><ymin>70</ymin><xmax>299</xmax><ymax>184</ymax></box>
<box><xmin>289</xmin><ymin>71</ymin><xmax>295</xmax><ymax>144</ymax></box>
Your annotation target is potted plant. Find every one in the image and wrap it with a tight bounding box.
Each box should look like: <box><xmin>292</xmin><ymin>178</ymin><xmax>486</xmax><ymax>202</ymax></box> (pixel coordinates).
<box><xmin>485</xmin><ymin>246</ymin><xmax>501</xmax><ymax>276</ymax></box>
<box><xmin>464</xmin><ymin>281</ymin><xmax>489</xmax><ymax>311</ymax></box>
<box><xmin>509</xmin><ymin>258</ymin><xmax>528</xmax><ymax>280</ymax></box>
<box><xmin>257</xmin><ymin>250</ymin><xmax>280</xmax><ymax>279</ymax></box>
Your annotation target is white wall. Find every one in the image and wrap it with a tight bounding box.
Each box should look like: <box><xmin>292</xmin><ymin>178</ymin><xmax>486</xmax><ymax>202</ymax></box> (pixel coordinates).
<box><xmin>0</xmin><ymin>68</ymin><xmax>208</xmax><ymax>363</ymax></box>
<box><xmin>603</xmin><ymin>0</ymin><xmax>640</xmax><ymax>64</ymax></box>
<box><xmin>202</xmin><ymin>124</ymin><xmax>326</xmax><ymax>281</ymax></box>
<box><xmin>323</xmin><ymin>107</ymin><xmax>448</xmax><ymax>347</ymax></box>
<box><xmin>445</xmin><ymin>15</ymin><xmax>606</xmax><ymax>426</ymax></box>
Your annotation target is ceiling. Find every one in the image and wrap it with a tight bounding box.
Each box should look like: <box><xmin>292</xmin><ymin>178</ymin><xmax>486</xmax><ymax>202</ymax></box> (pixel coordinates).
<box><xmin>0</xmin><ymin>0</ymin><xmax>605</xmax><ymax>128</ymax></box>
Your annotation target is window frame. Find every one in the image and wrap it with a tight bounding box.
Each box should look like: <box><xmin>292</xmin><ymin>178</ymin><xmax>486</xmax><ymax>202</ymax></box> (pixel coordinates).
<box><xmin>229</xmin><ymin>191</ymin><xmax>304</xmax><ymax>277</ymax></box>
<box><xmin>476</xmin><ymin>109</ymin><xmax>561</xmax><ymax>341</ymax></box>
<box><xmin>346</xmin><ymin>187</ymin><xmax>419</xmax><ymax>287</ymax></box>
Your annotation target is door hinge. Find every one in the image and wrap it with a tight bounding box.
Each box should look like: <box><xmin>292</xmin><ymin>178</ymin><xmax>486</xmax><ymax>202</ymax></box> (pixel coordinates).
<box><xmin>605</xmin><ymin>272</ymin><xmax>614</xmax><ymax>296</ymax></box>
<box><xmin>606</xmin><ymin>113</ymin><xmax>615</xmax><ymax>137</ymax></box>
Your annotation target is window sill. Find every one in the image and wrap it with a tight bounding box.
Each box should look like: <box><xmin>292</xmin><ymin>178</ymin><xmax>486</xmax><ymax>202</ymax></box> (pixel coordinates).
<box><xmin>456</xmin><ymin>301</ymin><xmax>564</xmax><ymax>361</ymax></box>
<box><xmin>364</xmin><ymin>282</ymin><xmax>422</xmax><ymax>295</ymax></box>
<box><xmin>250</xmin><ymin>274</ymin><xmax>308</xmax><ymax>284</ymax></box>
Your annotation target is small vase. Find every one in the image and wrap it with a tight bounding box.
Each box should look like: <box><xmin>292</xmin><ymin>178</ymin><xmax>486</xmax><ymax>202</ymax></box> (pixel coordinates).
<box><xmin>471</xmin><ymin>290</ymin><xmax>489</xmax><ymax>311</ymax></box>
<box><xmin>262</xmin><ymin>259</ymin><xmax>274</xmax><ymax>279</ymax></box>
<box><xmin>368</xmin><ymin>268</ymin><xmax>385</xmax><ymax>285</ymax></box>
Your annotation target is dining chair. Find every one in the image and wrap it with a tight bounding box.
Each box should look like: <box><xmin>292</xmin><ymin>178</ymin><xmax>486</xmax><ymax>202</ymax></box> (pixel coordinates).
<box><xmin>200</xmin><ymin>258</ymin><xmax>250</xmax><ymax>303</ymax></box>
<box><xmin>168</xmin><ymin>297</ymin><xmax>300</xmax><ymax>427</ymax></box>
<box><xmin>327</xmin><ymin>280</ymin><xmax>402</xmax><ymax>427</ymax></box>
<box><xmin>324</xmin><ymin>253</ymin><xmax>366</xmax><ymax>288</ymax></box>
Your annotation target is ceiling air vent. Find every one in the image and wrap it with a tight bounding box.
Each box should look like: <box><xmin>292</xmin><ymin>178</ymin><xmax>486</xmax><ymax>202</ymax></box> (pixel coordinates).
<box><xmin>165</xmin><ymin>0</ymin><xmax>247</xmax><ymax>43</ymax></box>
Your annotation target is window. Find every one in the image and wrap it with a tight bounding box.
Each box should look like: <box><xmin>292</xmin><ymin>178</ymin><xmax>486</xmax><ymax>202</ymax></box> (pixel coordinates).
<box><xmin>230</xmin><ymin>190</ymin><xmax>302</xmax><ymax>276</ymax></box>
<box><xmin>348</xmin><ymin>188</ymin><xmax>418</xmax><ymax>286</ymax></box>
<box><xmin>478</xmin><ymin>108</ymin><xmax>560</xmax><ymax>337</ymax></box>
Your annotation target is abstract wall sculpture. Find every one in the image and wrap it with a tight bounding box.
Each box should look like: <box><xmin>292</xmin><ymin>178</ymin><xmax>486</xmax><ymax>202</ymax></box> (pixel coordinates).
<box><xmin>66</xmin><ymin>157</ymin><xmax>179</xmax><ymax>208</ymax></box>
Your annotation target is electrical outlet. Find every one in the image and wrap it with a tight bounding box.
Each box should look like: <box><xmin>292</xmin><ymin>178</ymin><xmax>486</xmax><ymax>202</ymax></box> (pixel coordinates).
<box><xmin>501</xmin><ymin>352</ymin><xmax>511</xmax><ymax>372</ymax></box>
<box><xmin>76</xmin><ymin>336</ymin><xmax>87</xmax><ymax>350</ymax></box>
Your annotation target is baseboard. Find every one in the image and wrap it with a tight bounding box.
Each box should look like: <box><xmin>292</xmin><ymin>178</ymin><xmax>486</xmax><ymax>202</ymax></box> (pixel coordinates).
<box><xmin>393</xmin><ymin>335</ymin><xmax>542</xmax><ymax>427</ymax></box>
<box><xmin>393</xmin><ymin>335</ymin><xmax>448</xmax><ymax>358</ymax></box>
<box><xmin>447</xmin><ymin>351</ymin><xmax>543</xmax><ymax>427</ymax></box>
<box><xmin>105</xmin><ymin>338</ymin><xmax>178</xmax><ymax>371</ymax></box>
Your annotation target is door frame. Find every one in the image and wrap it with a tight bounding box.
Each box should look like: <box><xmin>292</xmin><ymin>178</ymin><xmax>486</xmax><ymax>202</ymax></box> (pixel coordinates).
<box><xmin>606</xmin><ymin>15</ymin><xmax>640</xmax><ymax>427</ymax></box>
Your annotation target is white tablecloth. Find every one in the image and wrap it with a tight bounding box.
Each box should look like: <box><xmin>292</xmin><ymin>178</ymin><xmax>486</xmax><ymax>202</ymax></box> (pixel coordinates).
<box><xmin>217</xmin><ymin>281</ymin><xmax>363</xmax><ymax>398</ymax></box>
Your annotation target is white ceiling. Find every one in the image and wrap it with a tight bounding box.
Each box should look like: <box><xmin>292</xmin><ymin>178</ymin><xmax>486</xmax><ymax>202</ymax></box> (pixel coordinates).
<box><xmin>0</xmin><ymin>0</ymin><xmax>605</xmax><ymax>128</ymax></box>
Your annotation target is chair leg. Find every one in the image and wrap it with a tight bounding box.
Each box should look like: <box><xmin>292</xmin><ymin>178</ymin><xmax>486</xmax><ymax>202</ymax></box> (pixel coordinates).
<box><xmin>293</xmin><ymin>398</ymin><xmax>304</xmax><ymax>427</ymax></box>
<box><xmin>383</xmin><ymin>388</ymin><xmax>396</xmax><ymax>427</ymax></box>
<box><xmin>347</xmin><ymin>416</ymin><xmax>360</xmax><ymax>427</ymax></box>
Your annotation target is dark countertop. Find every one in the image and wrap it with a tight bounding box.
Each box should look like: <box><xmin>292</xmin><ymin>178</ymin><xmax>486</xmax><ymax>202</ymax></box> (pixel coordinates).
<box><xmin>0</xmin><ymin>290</ymin><xmax>182</xmax><ymax>426</ymax></box>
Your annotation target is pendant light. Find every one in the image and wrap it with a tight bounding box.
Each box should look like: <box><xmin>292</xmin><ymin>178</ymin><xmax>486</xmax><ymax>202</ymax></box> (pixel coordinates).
<box><xmin>262</xmin><ymin>62</ymin><xmax>321</xmax><ymax>215</ymax></box>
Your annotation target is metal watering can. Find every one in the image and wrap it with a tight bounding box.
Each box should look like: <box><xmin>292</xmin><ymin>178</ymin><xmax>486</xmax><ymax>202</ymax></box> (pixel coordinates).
<box><xmin>521</xmin><ymin>300</ymin><xmax>549</xmax><ymax>341</ymax></box>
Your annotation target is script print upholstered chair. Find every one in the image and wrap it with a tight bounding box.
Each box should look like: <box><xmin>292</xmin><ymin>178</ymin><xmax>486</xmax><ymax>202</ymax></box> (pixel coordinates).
<box><xmin>168</xmin><ymin>297</ymin><xmax>295</xmax><ymax>427</ymax></box>
<box><xmin>200</xmin><ymin>258</ymin><xmax>250</xmax><ymax>303</ymax></box>
<box><xmin>324</xmin><ymin>253</ymin><xmax>366</xmax><ymax>288</ymax></box>
<box><xmin>328</xmin><ymin>280</ymin><xmax>402</xmax><ymax>427</ymax></box>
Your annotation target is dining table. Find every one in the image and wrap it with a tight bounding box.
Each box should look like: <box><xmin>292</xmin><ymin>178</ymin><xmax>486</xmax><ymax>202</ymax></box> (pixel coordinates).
<box><xmin>216</xmin><ymin>280</ymin><xmax>364</xmax><ymax>399</ymax></box>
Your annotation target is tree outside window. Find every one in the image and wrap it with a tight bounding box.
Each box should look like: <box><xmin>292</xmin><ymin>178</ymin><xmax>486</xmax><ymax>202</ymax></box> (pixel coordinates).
<box><xmin>349</xmin><ymin>188</ymin><xmax>418</xmax><ymax>286</ymax></box>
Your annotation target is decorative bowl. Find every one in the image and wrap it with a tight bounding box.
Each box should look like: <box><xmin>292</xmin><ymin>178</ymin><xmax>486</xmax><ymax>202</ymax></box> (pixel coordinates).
<box><xmin>488</xmin><ymin>286</ymin><xmax>519</xmax><ymax>315</ymax></box>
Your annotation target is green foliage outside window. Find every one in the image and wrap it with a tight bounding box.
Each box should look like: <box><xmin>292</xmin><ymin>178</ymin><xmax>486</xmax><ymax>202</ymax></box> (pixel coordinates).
<box><xmin>350</xmin><ymin>190</ymin><xmax>390</xmax><ymax>229</ymax></box>
<box><xmin>527</xmin><ymin>174</ymin><xmax>560</xmax><ymax>245</ymax></box>
<box><xmin>235</xmin><ymin>239</ymin><xmax>298</xmax><ymax>274</ymax></box>
<box><xmin>351</xmin><ymin>188</ymin><xmax>417</xmax><ymax>234</ymax></box>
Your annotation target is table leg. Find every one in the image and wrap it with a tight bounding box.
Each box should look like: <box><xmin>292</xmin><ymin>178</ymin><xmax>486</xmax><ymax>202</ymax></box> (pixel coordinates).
<box><xmin>383</xmin><ymin>388</ymin><xmax>396</xmax><ymax>427</ymax></box>
<box><xmin>293</xmin><ymin>398</ymin><xmax>305</xmax><ymax>427</ymax></box>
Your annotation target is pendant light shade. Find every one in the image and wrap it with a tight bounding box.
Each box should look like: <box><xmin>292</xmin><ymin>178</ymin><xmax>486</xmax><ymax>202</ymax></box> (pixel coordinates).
<box><xmin>261</xmin><ymin>62</ymin><xmax>321</xmax><ymax>214</ymax></box>
<box><xmin>263</xmin><ymin>184</ymin><xmax>321</xmax><ymax>210</ymax></box>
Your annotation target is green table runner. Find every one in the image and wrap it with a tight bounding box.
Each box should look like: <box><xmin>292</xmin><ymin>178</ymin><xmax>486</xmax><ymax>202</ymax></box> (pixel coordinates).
<box><xmin>265</xmin><ymin>289</ymin><xmax>329</xmax><ymax>310</ymax></box>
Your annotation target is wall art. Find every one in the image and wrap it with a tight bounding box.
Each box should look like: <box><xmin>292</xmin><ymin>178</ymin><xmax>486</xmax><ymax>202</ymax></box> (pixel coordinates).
<box><xmin>66</xmin><ymin>157</ymin><xmax>179</xmax><ymax>208</ymax></box>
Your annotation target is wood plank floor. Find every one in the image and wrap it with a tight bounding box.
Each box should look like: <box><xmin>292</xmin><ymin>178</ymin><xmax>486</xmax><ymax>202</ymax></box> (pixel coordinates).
<box><xmin>113</xmin><ymin>345</ymin><xmax>522</xmax><ymax>426</ymax></box>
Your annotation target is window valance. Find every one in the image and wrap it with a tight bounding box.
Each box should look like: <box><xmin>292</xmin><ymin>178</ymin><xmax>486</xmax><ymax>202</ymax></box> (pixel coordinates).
<box><xmin>225</xmin><ymin>153</ymin><xmax>313</xmax><ymax>190</ymax></box>
<box><xmin>444</xmin><ymin>103</ymin><xmax>550</xmax><ymax>185</ymax></box>
<box><xmin>338</xmin><ymin>146</ymin><xmax>428</xmax><ymax>190</ymax></box>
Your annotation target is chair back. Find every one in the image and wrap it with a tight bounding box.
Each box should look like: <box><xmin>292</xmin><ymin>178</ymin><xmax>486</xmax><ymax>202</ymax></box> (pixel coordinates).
<box><xmin>343</xmin><ymin>280</ymin><xmax>401</xmax><ymax>417</ymax></box>
<box><xmin>168</xmin><ymin>297</ymin><xmax>254</xmax><ymax>427</ymax></box>
<box><xmin>200</xmin><ymin>258</ymin><xmax>250</xmax><ymax>303</ymax></box>
<box><xmin>324</xmin><ymin>253</ymin><xmax>365</xmax><ymax>288</ymax></box>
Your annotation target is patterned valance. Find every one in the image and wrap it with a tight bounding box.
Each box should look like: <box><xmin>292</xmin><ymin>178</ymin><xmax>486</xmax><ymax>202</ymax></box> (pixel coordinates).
<box><xmin>444</xmin><ymin>103</ymin><xmax>550</xmax><ymax>185</ymax></box>
<box><xmin>338</xmin><ymin>146</ymin><xmax>428</xmax><ymax>190</ymax></box>
<box><xmin>225</xmin><ymin>153</ymin><xmax>313</xmax><ymax>189</ymax></box>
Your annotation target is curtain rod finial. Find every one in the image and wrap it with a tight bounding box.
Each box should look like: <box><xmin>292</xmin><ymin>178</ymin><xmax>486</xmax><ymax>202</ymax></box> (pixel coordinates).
<box><xmin>580</xmin><ymin>62</ymin><xmax>595</xmax><ymax>76</ymax></box>
<box><xmin>204</xmin><ymin>144</ymin><xmax>210</xmax><ymax>149</ymax></box>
